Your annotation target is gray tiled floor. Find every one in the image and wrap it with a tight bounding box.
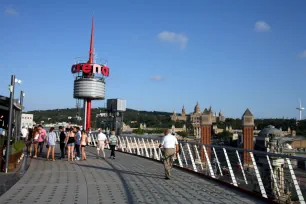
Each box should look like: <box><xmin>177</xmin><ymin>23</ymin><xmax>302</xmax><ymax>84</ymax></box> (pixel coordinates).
<box><xmin>0</xmin><ymin>147</ymin><xmax>267</xmax><ymax>204</ymax></box>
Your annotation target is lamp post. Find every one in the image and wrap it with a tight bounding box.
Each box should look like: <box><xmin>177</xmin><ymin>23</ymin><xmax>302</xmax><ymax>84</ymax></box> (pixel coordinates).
<box><xmin>5</xmin><ymin>75</ymin><xmax>22</xmax><ymax>173</ymax></box>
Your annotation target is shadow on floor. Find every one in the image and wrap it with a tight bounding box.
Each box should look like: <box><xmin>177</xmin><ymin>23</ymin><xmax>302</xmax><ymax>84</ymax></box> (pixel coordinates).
<box><xmin>77</xmin><ymin>163</ymin><xmax>165</xmax><ymax>179</ymax></box>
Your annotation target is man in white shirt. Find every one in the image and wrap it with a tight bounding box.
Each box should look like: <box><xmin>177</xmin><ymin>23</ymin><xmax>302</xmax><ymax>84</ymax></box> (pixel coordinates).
<box><xmin>160</xmin><ymin>129</ymin><xmax>179</xmax><ymax>180</ymax></box>
<box><xmin>21</xmin><ymin>126</ymin><xmax>28</xmax><ymax>140</ymax></box>
<box><xmin>97</xmin><ymin>129</ymin><xmax>107</xmax><ymax>159</ymax></box>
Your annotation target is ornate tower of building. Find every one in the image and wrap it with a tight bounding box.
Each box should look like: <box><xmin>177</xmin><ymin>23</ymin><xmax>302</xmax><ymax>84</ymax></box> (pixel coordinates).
<box><xmin>218</xmin><ymin>110</ymin><xmax>224</xmax><ymax>122</ymax></box>
<box><xmin>242</xmin><ymin>108</ymin><xmax>254</xmax><ymax>166</ymax></box>
<box><xmin>182</xmin><ymin>105</ymin><xmax>186</xmax><ymax>116</ymax></box>
<box><xmin>200</xmin><ymin>108</ymin><xmax>212</xmax><ymax>162</ymax></box>
<box><xmin>171</xmin><ymin>110</ymin><xmax>177</xmax><ymax>121</ymax></box>
<box><xmin>194</xmin><ymin>102</ymin><xmax>201</xmax><ymax>113</ymax></box>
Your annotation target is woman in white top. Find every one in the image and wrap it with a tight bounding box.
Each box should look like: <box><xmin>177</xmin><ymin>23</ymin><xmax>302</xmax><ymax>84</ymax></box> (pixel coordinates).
<box><xmin>32</xmin><ymin>127</ymin><xmax>40</xmax><ymax>158</ymax></box>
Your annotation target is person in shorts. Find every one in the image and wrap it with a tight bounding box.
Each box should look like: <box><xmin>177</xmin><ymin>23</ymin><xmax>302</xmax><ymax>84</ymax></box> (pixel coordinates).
<box><xmin>80</xmin><ymin>130</ymin><xmax>88</xmax><ymax>160</ymax></box>
<box><xmin>46</xmin><ymin>127</ymin><xmax>56</xmax><ymax>161</ymax></box>
<box><xmin>97</xmin><ymin>129</ymin><xmax>107</xmax><ymax>159</ymax></box>
<box><xmin>66</xmin><ymin>128</ymin><xmax>76</xmax><ymax>161</ymax></box>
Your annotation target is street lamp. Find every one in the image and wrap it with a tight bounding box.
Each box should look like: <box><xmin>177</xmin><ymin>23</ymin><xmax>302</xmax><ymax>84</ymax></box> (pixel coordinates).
<box><xmin>5</xmin><ymin>75</ymin><xmax>22</xmax><ymax>173</ymax></box>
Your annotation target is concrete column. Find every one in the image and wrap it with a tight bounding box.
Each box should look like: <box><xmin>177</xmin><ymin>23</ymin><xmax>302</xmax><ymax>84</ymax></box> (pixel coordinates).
<box><xmin>242</xmin><ymin>108</ymin><xmax>254</xmax><ymax>166</ymax></box>
<box><xmin>200</xmin><ymin>109</ymin><xmax>212</xmax><ymax>163</ymax></box>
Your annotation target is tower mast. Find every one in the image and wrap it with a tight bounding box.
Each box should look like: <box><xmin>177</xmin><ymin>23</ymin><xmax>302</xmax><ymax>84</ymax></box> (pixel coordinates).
<box><xmin>85</xmin><ymin>16</ymin><xmax>95</xmax><ymax>130</ymax></box>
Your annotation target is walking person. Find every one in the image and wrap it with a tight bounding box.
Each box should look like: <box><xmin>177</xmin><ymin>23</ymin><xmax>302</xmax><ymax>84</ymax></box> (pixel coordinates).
<box><xmin>80</xmin><ymin>130</ymin><xmax>87</xmax><ymax>160</ymax></box>
<box><xmin>66</xmin><ymin>128</ymin><xmax>75</xmax><ymax>161</ymax></box>
<box><xmin>46</xmin><ymin>127</ymin><xmax>56</xmax><ymax>161</ymax></box>
<box><xmin>37</xmin><ymin>125</ymin><xmax>47</xmax><ymax>156</ymax></box>
<box><xmin>26</xmin><ymin>128</ymin><xmax>33</xmax><ymax>156</ymax></box>
<box><xmin>159</xmin><ymin>129</ymin><xmax>179</xmax><ymax>180</ymax></box>
<box><xmin>97</xmin><ymin>129</ymin><xmax>107</xmax><ymax>159</ymax></box>
<box><xmin>59</xmin><ymin>126</ymin><xmax>66</xmax><ymax>159</ymax></box>
<box><xmin>21</xmin><ymin>126</ymin><xmax>28</xmax><ymax>140</ymax></box>
<box><xmin>33</xmin><ymin>127</ymin><xmax>40</xmax><ymax>158</ymax></box>
<box><xmin>64</xmin><ymin>128</ymin><xmax>69</xmax><ymax>156</ymax></box>
<box><xmin>74</xmin><ymin>127</ymin><xmax>81</xmax><ymax>161</ymax></box>
<box><xmin>108</xmin><ymin>131</ymin><xmax>117</xmax><ymax>159</ymax></box>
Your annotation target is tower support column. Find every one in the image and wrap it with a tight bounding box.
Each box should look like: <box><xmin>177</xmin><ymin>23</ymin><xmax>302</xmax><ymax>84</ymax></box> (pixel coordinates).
<box><xmin>200</xmin><ymin>109</ymin><xmax>212</xmax><ymax>163</ymax></box>
<box><xmin>242</xmin><ymin>108</ymin><xmax>254</xmax><ymax>166</ymax></box>
<box><xmin>86</xmin><ymin>99</ymin><xmax>91</xmax><ymax>131</ymax></box>
<box><xmin>83</xmin><ymin>100</ymin><xmax>87</xmax><ymax>130</ymax></box>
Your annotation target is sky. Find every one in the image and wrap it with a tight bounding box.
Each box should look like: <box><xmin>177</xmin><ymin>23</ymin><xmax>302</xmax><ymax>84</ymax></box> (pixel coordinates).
<box><xmin>0</xmin><ymin>0</ymin><xmax>306</xmax><ymax>119</ymax></box>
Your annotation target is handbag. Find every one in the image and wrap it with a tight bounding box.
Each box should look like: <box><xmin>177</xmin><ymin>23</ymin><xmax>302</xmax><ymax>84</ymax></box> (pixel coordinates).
<box><xmin>46</xmin><ymin>144</ymin><xmax>49</xmax><ymax>148</ymax></box>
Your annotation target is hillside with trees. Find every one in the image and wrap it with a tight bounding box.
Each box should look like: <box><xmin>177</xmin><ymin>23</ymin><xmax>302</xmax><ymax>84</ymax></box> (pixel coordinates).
<box><xmin>25</xmin><ymin>108</ymin><xmax>306</xmax><ymax>135</ymax></box>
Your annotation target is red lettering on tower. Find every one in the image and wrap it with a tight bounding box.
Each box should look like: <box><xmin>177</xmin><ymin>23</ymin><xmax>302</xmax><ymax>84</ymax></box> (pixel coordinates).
<box><xmin>82</xmin><ymin>64</ymin><xmax>92</xmax><ymax>74</ymax></box>
<box><xmin>71</xmin><ymin>63</ymin><xmax>110</xmax><ymax>77</ymax></box>
<box><xmin>102</xmin><ymin>65</ymin><xmax>109</xmax><ymax>76</ymax></box>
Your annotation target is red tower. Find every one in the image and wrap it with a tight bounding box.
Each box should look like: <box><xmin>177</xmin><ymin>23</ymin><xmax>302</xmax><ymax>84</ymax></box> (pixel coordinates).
<box><xmin>242</xmin><ymin>108</ymin><xmax>254</xmax><ymax>166</ymax></box>
<box><xmin>200</xmin><ymin>108</ymin><xmax>212</xmax><ymax>162</ymax></box>
<box><xmin>86</xmin><ymin>17</ymin><xmax>95</xmax><ymax>131</ymax></box>
<box><xmin>71</xmin><ymin>17</ymin><xmax>110</xmax><ymax>131</ymax></box>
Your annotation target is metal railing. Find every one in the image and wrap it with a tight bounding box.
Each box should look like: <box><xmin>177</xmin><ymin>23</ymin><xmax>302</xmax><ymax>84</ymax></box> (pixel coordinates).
<box><xmin>54</xmin><ymin>132</ymin><xmax>306</xmax><ymax>204</ymax></box>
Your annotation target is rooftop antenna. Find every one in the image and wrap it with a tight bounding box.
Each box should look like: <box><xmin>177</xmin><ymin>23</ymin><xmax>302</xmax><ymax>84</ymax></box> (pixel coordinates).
<box><xmin>296</xmin><ymin>98</ymin><xmax>304</xmax><ymax>120</ymax></box>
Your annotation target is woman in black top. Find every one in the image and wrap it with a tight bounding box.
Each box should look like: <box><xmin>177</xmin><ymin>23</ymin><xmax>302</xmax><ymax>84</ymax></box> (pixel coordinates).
<box><xmin>66</xmin><ymin>128</ymin><xmax>75</xmax><ymax>161</ymax></box>
<box><xmin>59</xmin><ymin>126</ymin><xmax>66</xmax><ymax>159</ymax></box>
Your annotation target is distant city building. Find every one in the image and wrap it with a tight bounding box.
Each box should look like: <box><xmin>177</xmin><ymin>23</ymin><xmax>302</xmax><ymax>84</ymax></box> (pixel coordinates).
<box><xmin>170</xmin><ymin>102</ymin><xmax>226</xmax><ymax>137</ymax></box>
<box><xmin>21</xmin><ymin>113</ymin><xmax>34</xmax><ymax>128</ymax></box>
<box><xmin>170</xmin><ymin>106</ymin><xmax>187</xmax><ymax>121</ymax></box>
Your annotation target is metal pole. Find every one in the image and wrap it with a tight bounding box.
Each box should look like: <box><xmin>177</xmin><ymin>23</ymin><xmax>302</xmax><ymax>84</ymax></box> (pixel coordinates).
<box><xmin>18</xmin><ymin>91</ymin><xmax>24</xmax><ymax>140</ymax></box>
<box><xmin>5</xmin><ymin>75</ymin><xmax>15</xmax><ymax>173</ymax></box>
<box><xmin>83</xmin><ymin>99</ymin><xmax>87</xmax><ymax>130</ymax></box>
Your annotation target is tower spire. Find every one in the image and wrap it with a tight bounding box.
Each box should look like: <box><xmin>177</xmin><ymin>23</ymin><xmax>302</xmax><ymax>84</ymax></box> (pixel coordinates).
<box><xmin>89</xmin><ymin>16</ymin><xmax>94</xmax><ymax>64</ymax></box>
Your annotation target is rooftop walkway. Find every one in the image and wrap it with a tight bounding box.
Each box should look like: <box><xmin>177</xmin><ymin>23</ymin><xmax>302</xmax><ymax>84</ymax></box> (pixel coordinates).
<box><xmin>0</xmin><ymin>147</ymin><xmax>267</xmax><ymax>204</ymax></box>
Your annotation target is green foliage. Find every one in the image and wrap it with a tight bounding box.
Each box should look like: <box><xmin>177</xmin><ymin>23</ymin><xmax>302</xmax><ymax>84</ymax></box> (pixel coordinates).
<box><xmin>132</xmin><ymin>128</ymin><xmax>166</xmax><ymax>134</ymax></box>
<box><xmin>10</xmin><ymin>140</ymin><xmax>25</xmax><ymax>155</ymax></box>
<box><xmin>26</xmin><ymin>108</ymin><xmax>174</xmax><ymax>129</ymax></box>
<box><xmin>25</xmin><ymin>108</ymin><xmax>306</xmax><ymax>136</ymax></box>
<box><xmin>177</xmin><ymin>131</ymin><xmax>187</xmax><ymax>138</ymax></box>
<box><xmin>217</xmin><ymin>130</ymin><xmax>232</xmax><ymax>139</ymax></box>
<box><xmin>132</xmin><ymin>128</ymin><xmax>145</xmax><ymax>134</ymax></box>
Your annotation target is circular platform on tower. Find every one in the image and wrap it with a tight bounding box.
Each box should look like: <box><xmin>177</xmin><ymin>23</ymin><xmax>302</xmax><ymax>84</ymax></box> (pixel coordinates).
<box><xmin>73</xmin><ymin>78</ymin><xmax>105</xmax><ymax>99</ymax></box>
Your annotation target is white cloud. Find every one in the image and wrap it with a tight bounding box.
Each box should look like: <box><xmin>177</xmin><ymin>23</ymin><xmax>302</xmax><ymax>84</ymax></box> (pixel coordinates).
<box><xmin>298</xmin><ymin>50</ymin><xmax>306</xmax><ymax>58</ymax></box>
<box><xmin>150</xmin><ymin>75</ymin><xmax>164</xmax><ymax>81</ymax></box>
<box><xmin>4</xmin><ymin>5</ymin><xmax>18</xmax><ymax>16</ymax></box>
<box><xmin>254</xmin><ymin>21</ymin><xmax>271</xmax><ymax>32</ymax></box>
<box><xmin>157</xmin><ymin>31</ymin><xmax>188</xmax><ymax>49</ymax></box>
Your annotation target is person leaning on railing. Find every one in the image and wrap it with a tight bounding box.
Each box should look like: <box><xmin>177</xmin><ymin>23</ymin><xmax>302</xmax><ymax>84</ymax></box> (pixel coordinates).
<box><xmin>159</xmin><ymin>129</ymin><xmax>179</xmax><ymax>180</ymax></box>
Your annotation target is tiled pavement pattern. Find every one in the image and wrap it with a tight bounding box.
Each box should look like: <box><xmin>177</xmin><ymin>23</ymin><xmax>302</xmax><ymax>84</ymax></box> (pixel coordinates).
<box><xmin>0</xmin><ymin>147</ymin><xmax>267</xmax><ymax>204</ymax></box>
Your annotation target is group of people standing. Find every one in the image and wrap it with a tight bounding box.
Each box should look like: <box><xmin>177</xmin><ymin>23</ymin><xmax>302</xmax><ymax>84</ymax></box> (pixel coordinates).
<box><xmin>21</xmin><ymin>125</ymin><xmax>179</xmax><ymax>180</ymax></box>
<box><xmin>59</xmin><ymin>126</ymin><xmax>88</xmax><ymax>161</ymax></box>
<box><xmin>22</xmin><ymin>125</ymin><xmax>118</xmax><ymax>162</ymax></box>
<box><xmin>22</xmin><ymin>125</ymin><xmax>48</xmax><ymax>158</ymax></box>
<box><xmin>22</xmin><ymin>125</ymin><xmax>87</xmax><ymax>161</ymax></box>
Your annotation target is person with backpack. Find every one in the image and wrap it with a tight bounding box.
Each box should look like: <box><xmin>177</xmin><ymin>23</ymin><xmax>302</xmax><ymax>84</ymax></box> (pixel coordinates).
<box><xmin>108</xmin><ymin>131</ymin><xmax>117</xmax><ymax>159</ymax></box>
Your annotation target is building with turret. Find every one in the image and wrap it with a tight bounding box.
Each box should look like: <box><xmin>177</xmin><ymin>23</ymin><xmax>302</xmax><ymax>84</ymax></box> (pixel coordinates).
<box><xmin>170</xmin><ymin>102</ymin><xmax>226</xmax><ymax>137</ymax></box>
<box><xmin>170</xmin><ymin>106</ymin><xmax>187</xmax><ymax>121</ymax></box>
